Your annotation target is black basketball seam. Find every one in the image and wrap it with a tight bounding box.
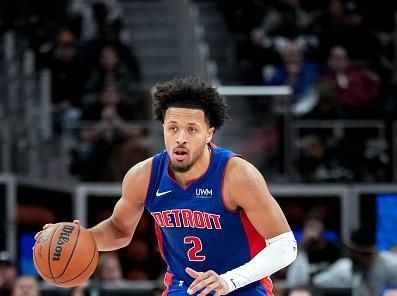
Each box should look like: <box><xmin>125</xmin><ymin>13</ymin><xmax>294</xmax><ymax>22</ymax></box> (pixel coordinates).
<box><xmin>54</xmin><ymin>224</ymin><xmax>81</xmax><ymax>280</ymax></box>
<box><xmin>48</xmin><ymin>224</ymin><xmax>62</xmax><ymax>281</ymax></box>
<box><xmin>33</xmin><ymin>246</ymin><xmax>53</xmax><ymax>279</ymax></box>
<box><xmin>56</xmin><ymin>236</ymin><xmax>98</xmax><ymax>284</ymax></box>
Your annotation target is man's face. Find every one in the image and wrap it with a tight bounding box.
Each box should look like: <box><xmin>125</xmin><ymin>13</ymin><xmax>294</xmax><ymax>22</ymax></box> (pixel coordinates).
<box><xmin>11</xmin><ymin>276</ymin><xmax>39</xmax><ymax>296</ymax></box>
<box><xmin>163</xmin><ymin>107</ymin><xmax>214</xmax><ymax>173</ymax></box>
<box><xmin>289</xmin><ymin>290</ymin><xmax>312</xmax><ymax>296</ymax></box>
<box><xmin>328</xmin><ymin>46</ymin><xmax>349</xmax><ymax>72</ymax></box>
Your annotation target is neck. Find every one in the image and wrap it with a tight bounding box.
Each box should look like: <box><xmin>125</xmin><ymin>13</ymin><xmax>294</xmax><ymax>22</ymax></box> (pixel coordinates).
<box><xmin>173</xmin><ymin>144</ymin><xmax>211</xmax><ymax>188</ymax></box>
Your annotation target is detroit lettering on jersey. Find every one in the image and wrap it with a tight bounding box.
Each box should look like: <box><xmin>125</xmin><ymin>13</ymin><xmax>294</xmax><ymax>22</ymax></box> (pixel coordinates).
<box><xmin>151</xmin><ymin>209</ymin><xmax>222</xmax><ymax>229</ymax></box>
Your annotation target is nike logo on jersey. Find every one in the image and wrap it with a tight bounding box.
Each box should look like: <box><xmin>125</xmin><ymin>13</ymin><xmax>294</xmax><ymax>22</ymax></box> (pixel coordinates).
<box><xmin>156</xmin><ymin>189</ymin><xmax>172</xmax><ymax>197</ymax></box>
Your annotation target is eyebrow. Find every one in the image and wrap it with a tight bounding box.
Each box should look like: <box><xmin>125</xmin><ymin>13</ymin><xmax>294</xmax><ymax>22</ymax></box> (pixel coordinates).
<box><xmin>167</xmin><ymin>120</ymin><xmax>200</xmax><ymax>126</ymax></box>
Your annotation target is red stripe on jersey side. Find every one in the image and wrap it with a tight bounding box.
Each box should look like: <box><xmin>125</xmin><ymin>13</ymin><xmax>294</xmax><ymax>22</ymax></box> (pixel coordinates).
<box><xmin>240</xmin><ymin>211</ymin><xmax>274</xmax><ymax>296</ymax></box>
<box><xmin>155</xmin><ymin>223</ymin><xmax>165</xmax><ymax>260</ymax></box>
<box><xmin>261</xmin><ymin>277</ymin><xmax>274</xmax><ymax>296</ymax></box>
<box><xmin>162</xmin><ymin>272</ymin><xmax>173</xmax><ymax>296</ymax></box>
<box><xmin>143</xmin><ymin>158</ymin><xmax>154</xmax><ymax>204</ymax></box>
<box><xmin>239</xmin><ymin>211</ymin><xmax>266</xmax><ymax>257</ymax></box>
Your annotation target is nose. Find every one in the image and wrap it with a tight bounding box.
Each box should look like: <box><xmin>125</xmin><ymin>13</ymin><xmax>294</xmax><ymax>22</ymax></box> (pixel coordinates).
<box><xmin>176</xmin><ymin>130</ymin><xmax>187</xmax><ymax>145</ymax></box>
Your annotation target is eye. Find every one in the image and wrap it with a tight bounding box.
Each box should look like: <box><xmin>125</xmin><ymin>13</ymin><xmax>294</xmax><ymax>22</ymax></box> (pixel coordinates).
<box><xmin>168</xmin><ymin>126</ymin><xmax>177</xmax><ymax>132</ymax></box>
<box><xmin>189</xmin><ymin>127</ymin><xmax>198</xmax><ymax>133</ymax></box>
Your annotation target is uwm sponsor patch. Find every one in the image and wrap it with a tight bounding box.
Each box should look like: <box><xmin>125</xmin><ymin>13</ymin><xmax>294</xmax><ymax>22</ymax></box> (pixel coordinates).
<box><xmin>151</xmin><ymin>209</ymin><xmax>222</xmax><ymax>229</ymax></box>
<box><xmin>195</xmin><ymin>188</ymin><xmax>213</xmax><ymax>198</ymax></box>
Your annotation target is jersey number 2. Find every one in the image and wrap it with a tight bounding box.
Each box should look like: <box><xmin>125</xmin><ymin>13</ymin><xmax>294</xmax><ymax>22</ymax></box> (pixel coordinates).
<box><xmin>184</xmin><ymin>236</ymin><xmax>206</xmax><ymax>261</ymax></box>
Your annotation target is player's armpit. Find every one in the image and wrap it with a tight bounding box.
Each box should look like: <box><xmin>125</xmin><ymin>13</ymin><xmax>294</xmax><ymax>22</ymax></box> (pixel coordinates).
<box><xmin>89</xmin><ymin>158</ymin><xmax>152</xmax><ymax>251</ymax></box>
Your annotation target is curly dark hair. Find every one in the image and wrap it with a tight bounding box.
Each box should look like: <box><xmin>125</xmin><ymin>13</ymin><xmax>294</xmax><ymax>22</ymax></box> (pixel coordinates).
<box><xmin>153</xmin><ymin>77</ymin><xmax>230</xmax><ymax>130</ymax></box>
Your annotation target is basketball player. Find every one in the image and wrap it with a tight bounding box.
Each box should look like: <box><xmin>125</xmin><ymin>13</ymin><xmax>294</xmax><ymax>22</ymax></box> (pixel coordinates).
<box><xmin>37</xmin><ymin>77</ymin><xmax>297</xmax><ymax>295</ymax></box>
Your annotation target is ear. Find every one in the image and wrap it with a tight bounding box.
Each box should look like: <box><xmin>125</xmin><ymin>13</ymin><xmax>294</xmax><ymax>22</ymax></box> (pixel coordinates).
<box><xmin>207</xmin><ymin>127</ymin><xmax>215</xmax><ymax>143</ymax></box>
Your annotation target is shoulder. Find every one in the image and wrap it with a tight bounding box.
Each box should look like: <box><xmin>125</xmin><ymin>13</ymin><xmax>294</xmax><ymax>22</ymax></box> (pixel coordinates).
<box><xmin>121</xmin><ymin>157</ymin><xmax>153</xmax><ymax>203</ymax></box>
<box><xmin>224</xmin><ymin>157</ymin><xmax>264</xmax><ymax>183</ymax></box>
<box><xmin>223</xmin><ymin>157</ymin><xmax>269</xmax><ymax>209</ymax></box>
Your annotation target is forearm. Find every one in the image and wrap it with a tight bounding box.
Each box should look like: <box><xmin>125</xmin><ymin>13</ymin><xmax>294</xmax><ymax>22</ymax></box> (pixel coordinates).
<box><xmin>220</xmin><ymin>231</ymin><xmax>297</xmax><ymax>293</ymax></box>
<box><xmin>88</xmin><ymin>217</ymin><xmax>133</xmax><ymax>251</ymax></box>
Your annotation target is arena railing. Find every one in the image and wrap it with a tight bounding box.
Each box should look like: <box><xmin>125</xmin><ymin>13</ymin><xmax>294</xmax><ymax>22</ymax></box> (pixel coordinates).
<box><xmin>73</xmin><ymin>182</ymin><xmax>354</xmax><ymax>245</ymax></box>
<box><xmin>1</xmin><ymin>30</ymin><xmax>53</xmax><ymax>178</ymax></box>
<box><xmin>0</xmin><ymin>174</ymin><xmax>17</xmax><ymax>262</ymax></box>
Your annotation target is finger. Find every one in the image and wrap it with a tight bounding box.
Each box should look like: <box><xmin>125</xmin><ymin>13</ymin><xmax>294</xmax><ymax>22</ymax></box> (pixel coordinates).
<box><xmin>185</xmin><ymin>267</ymin><xmax>201</xmax><ymax>279</ymax></box>
<box><xmin>189</xmin><ymin>273</ymin><xmax>217</xmax><ymax>295</ymax></box>
<box><xmin>73</xmin><ymin>220</ymin><xmax>81</xmax><ymax>225</ymax></box>
<box><xmin>43</xmin><ymin>223</ymin><xmax>53</xmax><ymax>229</ymax></box>
<box><xmin>188</xmin><ymin>271</ymin><xmax>212</xmax><ymax>291</ymax></box>
<box><xmin>198</xmin><ymin>281</ymin><xmax>221</xmax><ymax>296</ymax></box>
<box><xmin>34</xmin><ymin>231</ymin><xmax>42</xmax><ymax>240</ymax></box>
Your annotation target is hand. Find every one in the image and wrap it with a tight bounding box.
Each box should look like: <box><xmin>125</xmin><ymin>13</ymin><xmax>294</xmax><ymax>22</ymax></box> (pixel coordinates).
<box><xmin>34</xmin><ymin>220</ymin><xmax>81</xmax><ymax>240</ymax></box>
<box><xmin>101</xmin><ymin>106</ymin><xmax>119</xmax><ymax>121</ymax></box>
<box><xmin>186</xmin><ymin>267</ymin><xmax>229</xmax><ymax>296</ymax></box>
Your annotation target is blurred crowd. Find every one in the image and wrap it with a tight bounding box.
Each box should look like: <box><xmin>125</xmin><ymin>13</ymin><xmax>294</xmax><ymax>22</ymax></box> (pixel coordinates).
<box><xmin>222</xmin><ymin>0</ymin><xmax>396</xmax><ymax>117</ymax></box>
<box><xmin>219</xmin><ymin>0</ymin><xmax>397</xmax><ymax>182</ymax></box>
<box><xmin>0</xmin><ymin>0</ymin><xmax>151</xmax><ymax>182</ymax></box>
<box><xmin>1</xmin><ymin>0</ymin><xmax>397</xmax><ymax>183</ymax></box>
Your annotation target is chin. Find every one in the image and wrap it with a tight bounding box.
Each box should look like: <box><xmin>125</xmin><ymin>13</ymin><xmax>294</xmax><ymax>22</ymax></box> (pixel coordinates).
<box><xmin>170</xmin><ymin>162</ymin><xmax>192</xmax><ymax>173</ymax></box>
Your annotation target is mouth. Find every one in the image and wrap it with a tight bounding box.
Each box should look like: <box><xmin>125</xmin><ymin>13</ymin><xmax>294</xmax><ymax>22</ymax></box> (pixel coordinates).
<box><xmin>173</xmin><ymin>148</ymin><xmax>188</xmax><ymax>161</ymax></box>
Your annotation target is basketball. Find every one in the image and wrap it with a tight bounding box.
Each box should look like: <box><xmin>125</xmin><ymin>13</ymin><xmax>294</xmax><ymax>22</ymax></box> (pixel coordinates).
<box><xmin>33</xmin><ymin>222</ymin><xmax>99</xmax><ymax>287</ymax></box>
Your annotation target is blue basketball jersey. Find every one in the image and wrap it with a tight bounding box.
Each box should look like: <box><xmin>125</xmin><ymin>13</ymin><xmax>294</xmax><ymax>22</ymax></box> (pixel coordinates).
<box><xmin>144</xmin><ymin>144</ymin><xmax>273</xmax><ymax>296</ymax></box>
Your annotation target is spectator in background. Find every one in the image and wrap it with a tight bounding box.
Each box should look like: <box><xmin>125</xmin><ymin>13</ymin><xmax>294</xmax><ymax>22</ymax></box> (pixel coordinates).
<box><xmin>287</xmin><ymin>286</ymin><xmax>314</xmax><ymax>296</ymax></box>
<box><xmin>259</xmin><ymin>0</ymin><xmax>311</xmax><ymax>41</ymax></box>
<box><xmin>304</xmin><ymin>0</ymin><xmax>346</xmax><ymax>62</ymax></box>
<box><xmin>313</xmin><ymin>226</ymin><xmax>397</xmax><ymax>296</ymax></box>
<box><xmin>75</xmin><ymin>84</ymin><xmax>148</xmax><ymax>181</ymax></box>
<box><xmin>96</xmin><ymin>252</ymin><xmax>125</xmax><ymax>283</ymax></box>
<box><xmin>120</xmin><ymin>214</ymin><xmax>165</xmax><ymax>281</ymax></box>
<box><xmin>236</xmin><ymin>26</ymin><xmax>282</xmax><ymax>85</ymax></box>
<box><xmin>0</xmin><ymin>252</ymin><xmax>18</xmax><ymax>296</ymax></box>
<box><xmin>68</xmin><ymin>0</ymin><xmax>123</xmax><ymax>41</ymax></box>
<box><xmin>79</xmin><ymin>22</ymin><xmax>142</xmax><ymax>85</ymax></box>
<box><xmin>301</xmin><ymin>81</ymin><xmax>342</xmax><ymax>119</ymax></box>
<box><xmin>123</xmin><ymin>239</ymin><xmax>151</xmax><ymax>280</ymax></box>
<box><xmin>318</xmin><ymin>45</ymin><xmax>381</xmax><ymax>118</ymax></box>
<box><xmin>286</xmin><ymin>213</ymin><xmax>341</xmax><ymax>286</ymax></box>
<box><xmin>49</xmin><ymin>29</ymin><xmax>84</xmax><ymax>134</ymax></box>
<box><xmin>68</xmin><ymin>281</ymin><xmax>89</xmax><ymax>296</ymax></box>
<box><xmin>337</xmin><ymin>1</ymin><xmax>379</xmax><ymax>65</ymax></box>
<box><xmin>85</xmin><ymin>45</ymin><xmax>140</xmax><ymax>98</ymax></box>
<box><xmin>11</xmin><ymin>276</ymin><xmax>40</xmax><ymax>296</ymax></box>
<box><xmin>265</xmin><ymin>40</ymin><xmax>320</xmax><ymax>115</ymax></box>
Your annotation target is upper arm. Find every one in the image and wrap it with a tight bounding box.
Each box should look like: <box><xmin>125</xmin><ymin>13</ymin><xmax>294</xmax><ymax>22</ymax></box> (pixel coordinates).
<box><xmin>224</xmin><ymin>157</ymin><xmax>291</xmax><ymax>239</ymax></box>
<box><xmin>110</xmin><ymin>158</ymin><xmax>152</xmax><ymax>236</ymax></box>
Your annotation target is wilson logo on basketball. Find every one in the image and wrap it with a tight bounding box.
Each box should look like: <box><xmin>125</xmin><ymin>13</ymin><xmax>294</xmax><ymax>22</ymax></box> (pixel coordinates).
<box><xmin>53</xmin><ymin>225</ymin><xmax>75</xmax><ymax>261</ymax></box>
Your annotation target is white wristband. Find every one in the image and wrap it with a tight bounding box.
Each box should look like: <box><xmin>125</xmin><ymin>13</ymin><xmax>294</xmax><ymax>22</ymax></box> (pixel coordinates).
<box><xmin>220</xmin><ymin>231</ymin><xmax>297</xmax><ymax>294</ymax></box>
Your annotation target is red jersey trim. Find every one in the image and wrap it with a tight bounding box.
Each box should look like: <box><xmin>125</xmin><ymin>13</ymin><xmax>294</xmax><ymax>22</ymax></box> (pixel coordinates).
<box><xmin>240</xmin><ymin>211</ymin><xmax>273</xmax><ymax>296</ymax></box>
